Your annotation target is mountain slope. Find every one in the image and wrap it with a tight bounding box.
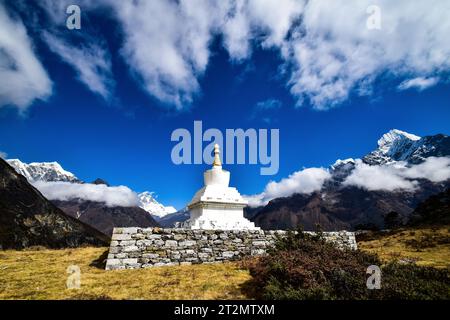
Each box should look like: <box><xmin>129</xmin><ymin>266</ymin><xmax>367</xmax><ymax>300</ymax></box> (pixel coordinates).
<box><xmin>250</xmin><ymin>130</ymin><xmax>450</xmax><ymax>231</ymax></box>
<box><xmin>53</xmin><ymin>199</ymin><xmax>159</xmax><ymax>236</ymax></box>
<box><xmin>6</xmin><ymin>159</ymin><xmax>165</xmax><ymax>233</ymax></box>
<box><xmin>408</xmin><ymin>188</ymin><xmax>450</xmax><ymax>226</ymax></box>
<box><xmin>0</xmin><ymin>158</ymin><xmax>109</xmax><ymax>249</ymax></box>
<box><xmin>250</xmin><ymin>181</ymin><xmax>448</xmax><ymax>231</ymax></box>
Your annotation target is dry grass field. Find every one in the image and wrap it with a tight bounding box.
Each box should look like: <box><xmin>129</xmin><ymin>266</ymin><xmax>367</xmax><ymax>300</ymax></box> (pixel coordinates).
<box><xmin>358</xmin><ymin>226</ymin><xmax>450</xmax><ymax>268</ymax></box>
<box><xmin>0</xmin><ymin>226</ymin><xmax>448</xmax><ymax>300</ymax></box>
<box><xmin>0</xmin><ymin>247</ymin><xmax>251</xmax><ymax>300</ymax></box>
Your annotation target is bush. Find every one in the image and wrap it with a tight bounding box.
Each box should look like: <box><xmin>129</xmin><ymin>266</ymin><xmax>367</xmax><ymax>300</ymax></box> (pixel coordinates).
<box><xmin>371</xmin><ymin>263</ymin><xmax>450</xmax><ymax>300</ymax></box>
<box><xmin>384</xmin><ymin>211</ymin><xmax>403</xmax><ymax>229</ymax></box>
<box><xmin>245</xmin><ymin>229</ymin><xmax>450</xmax><ymax>300</ymax></box>
<box><xmin>404</xmin><ymin>233</ymin><xmax>450</xmax><ymax>250</ymax></box>
<box><xmin>408</xmin><ymin>189</ymin><xmax>450</xmax><ymax>226</ymax></box>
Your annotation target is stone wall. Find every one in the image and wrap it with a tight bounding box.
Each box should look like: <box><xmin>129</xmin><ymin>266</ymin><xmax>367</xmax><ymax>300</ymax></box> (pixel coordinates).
<box><xmin>105</xmin><ymin>228</ymin><xmax>357</xmax><ymax>270</ymax></box>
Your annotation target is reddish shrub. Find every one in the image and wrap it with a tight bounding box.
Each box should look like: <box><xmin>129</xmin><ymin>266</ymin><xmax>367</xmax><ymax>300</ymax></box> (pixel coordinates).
<box><xmin>245</xmin><ymin>230</ymin><xmax>450</xmax><ymax>300</ymax></box>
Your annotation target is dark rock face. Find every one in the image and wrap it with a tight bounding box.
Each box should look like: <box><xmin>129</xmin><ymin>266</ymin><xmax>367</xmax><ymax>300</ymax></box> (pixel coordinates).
<box><xmin>91</xmin><ymin>178</ymin><xmax>109</xmax><ymax>186</ymax></box>
<box><xmin>53</xmin><ymin>200</ymin><xmax>160</xmax><ymax>236</ymax></box>
<box><xmin>0</xmin><ymin>159</ymin><xmax>109</xmax><ymax>249</ymax></box>
<box><xmin>406</xmin><ymin>134</ymin><xmax>450</xmax><ymax>164</ymax></box>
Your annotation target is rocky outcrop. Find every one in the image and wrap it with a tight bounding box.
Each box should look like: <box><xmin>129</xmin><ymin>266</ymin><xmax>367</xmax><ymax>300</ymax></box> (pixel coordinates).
<box><xmin>0</xmin><ymin>158</ymin><xmax>109</xmax><ymax>249</ymax></box>
<box><xmin>105</xmin><ymin>228</ymin><xmax>356</xmax><ymax>270</ymax></box>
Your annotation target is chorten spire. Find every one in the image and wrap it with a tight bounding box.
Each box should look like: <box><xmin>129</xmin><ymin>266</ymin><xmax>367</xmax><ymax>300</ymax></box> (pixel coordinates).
<box><xmin>213</xmin><ymin>143</ymin><xmax>222</xmax><ymax>167</ymax></box>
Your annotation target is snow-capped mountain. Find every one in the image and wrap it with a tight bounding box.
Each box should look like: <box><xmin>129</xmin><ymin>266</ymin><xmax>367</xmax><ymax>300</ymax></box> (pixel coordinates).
<box><xmin>362</xmin><ymin>129</ymin><xmax>420</xmax><ymax>165</ymax></box>
<box><xmin>6</xmin><ymin>159</ymin><xmax>80</xmax><ymax>183</ymax></box>
<box><xmin>331</xmin><ymin>158</ymin><xmax>356</xmax><ymax>170</ymax></box>
<box><xmin>157</xmin><ymin>207</ymin><xmax>191</xmax><ymax>227</ymax></box>
<box><xmin>7</xmin><ymin>158</ymin><xmax>175</xmax><ymax>220</ymax></box>
<box><xmin>328</xmin><ymin>158</ymin><xmax>357</xmax><ymax>184</ymax></box>
<box><xmin>363</xmin><ymin>129</ymin><xmax>450</xmax><ymax>165</ymax></box>
<box><xmin>248</xmin><ymin>129</ymin><xmax>450</xmax><ymax>231</ymax></box>
<box><xmin>138</xmin><ymin>192</ymin><xmax>177</xmax><ymax>219</ymax></box>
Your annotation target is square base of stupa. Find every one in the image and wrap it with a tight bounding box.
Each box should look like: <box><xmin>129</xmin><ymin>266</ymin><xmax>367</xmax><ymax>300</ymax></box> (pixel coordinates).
<box><xmin>186</xmin><ymin>202</ymin><xmax>260</xmax><ymax>230</ymax></box>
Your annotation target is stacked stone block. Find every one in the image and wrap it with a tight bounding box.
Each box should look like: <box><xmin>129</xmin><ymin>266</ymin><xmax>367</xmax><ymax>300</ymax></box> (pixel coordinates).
<box><xmin>105</xmin><ymin>228</ymin><xmax>357</xmax><ymax>270</ymax></box>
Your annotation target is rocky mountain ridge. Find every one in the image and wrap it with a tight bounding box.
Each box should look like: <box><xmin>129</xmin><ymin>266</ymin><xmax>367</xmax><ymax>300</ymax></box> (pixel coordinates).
<box><xmin>248</xmin><ymin>129</ymin><xmax>450</xmax><ymax>230</ymax></box>
<box><xmin>0</xmin><ymin>158</ymin><xmax>109</xmax><ymax>249</ymax></box>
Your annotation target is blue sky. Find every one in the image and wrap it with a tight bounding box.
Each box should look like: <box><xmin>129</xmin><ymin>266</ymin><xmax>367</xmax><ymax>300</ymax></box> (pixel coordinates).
<box><xmin>1</xmin><ymin>1</ymin><xmax>449</xmax><ymax>209</ymax></box>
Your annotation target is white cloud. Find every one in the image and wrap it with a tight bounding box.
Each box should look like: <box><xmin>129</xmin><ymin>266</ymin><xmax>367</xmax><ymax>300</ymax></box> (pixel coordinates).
<box><xmin>282</xmin><ymin>0</ymin><xmax>450</xmax><ymax>109</ymax></box>
<box><xmin>109</xmin><ymin>0</ymin><xmax>448</xmax><ymax>110</ymax></box>
<box><xmin>255</xmin><ymin>99</ymin><xmax>282</xmax><ymax>111</ymax></box>
<box><xmin>221</xmin><ymin>0</ymin><xmax>304</xmax><ymax>60</ymax></box>
<box><xmin>343</xmin><ymin>160</ymin><xmax>417</xmax><ymax>191</ymax></box>
<box><xmin>31</xmin><ymin>1</ymin><xmax>114</xmax><ymax>100</ymax></box>
<box><xmin>38</xmin><ymin>0</ymin><xmax>104</xmax><ymax>25</ymax></box>
<box><xmin>245</xmin><ymin>167</ymin><xmax>331</xmax><ymax>207</ymax></box>
<box><xmin>343</xmin><ymin>157</ymin><xmax>450</xmax><ymax>191</ymax></box>
<box><xmin>108</xmin><ymin>0</ymin><xmax>223</xmax><ymax>110</ymax></box>
<box><xmin>0</xmin><ymin>3</ymin><xmax>52</xmax><ymax>110</ymax></box>
<box><xmin>9</xmin><ymin>0</ymin><xmax>450</xmax><ymax>111</ymax></box>
<box><xmin>32</xmin><ymin>181</ymin><xmax>139</xmax><ymax>207</ymax></box>
<box><xmin>221</xmin><ymin>0</ymin><xmax>251</xmax><ymax>60</ymax></box>
<box><xmin>0</xmin><ymin>151</ymin><xmax>7</xmax><ymax>159</ymax></box>
<box><xmin>104</xmin><ymin>0</ymin><xmax>304</xmax><ymax>109</ymax></box>
<box><xmin>398</xmin><ymin>77</ymin><xmax>440</xmax><ymax>91</ymax></box>
<box><xmin>401</xmin><ymin>157</ymin><xmax>450</xmax><ymax>182</ymax></box>
<box><xmin>42</xmin><ymin>32</ymin><xmax>114</xmax><ymax>99</ymax></box>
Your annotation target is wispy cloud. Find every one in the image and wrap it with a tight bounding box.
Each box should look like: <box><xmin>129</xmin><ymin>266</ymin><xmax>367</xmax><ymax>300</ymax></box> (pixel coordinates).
<box><xmin>109</xmin><ymin>0</ymin><xmax>222</xmax><ymax>110</ymax></box>
<box><xmin>245</xmin><ymin>167</ymin><xmax>331</xmax><ymax>207</ymax></box>
<box><xmin>255</xmin><ymin>99</ymin><xmax>282</xmax><ymax>111</ymax></box>
<box><xmin>5</xmin><ymin>0</ymin><xmax>450</xmax><ymax>111</ymax></box>
<box><xmin>282</xmin><ymin>1</ymin><xmax>450</xmax><ymax>109</ymax></box>
<box><xmin>221</xmin><ymin>0</ymin><xmax>304</xmax><ymax>60</ymax></box>
<box><xmin>251</xmin><ymin>98</ymin><xmax>282</xmax><ymax>123</ymax></box>
<box><xmin>32</xmin><ymin>181</ymin><xmax>139</xmax><ymax>207</ymax></box>
<box><xmin>0</xmin><ymin>151</ymin><xmax>7</xmax><ymax>159</ymax></box>
<box><xmin>398</xmin><ymin>77</ymin><xmax>440</xmax><ymax>92</ymax></box>
<box><xmin>42</xmin><ymin>32</ymin><xmax>114</xmax><ymax>100</ymax></box>
<box><xmin>78</xmin><ymin>0</ymin><xmax>303</xmax><ymax>110</ymax></box>
<box><xmin>109</xmin><ymin>0</ymin><xmax>450</xmax><ymax>110</ymax></box>
<box><xmin>0</xmin><ymin>3</ymin><xmax>52</xmax><ymax>111</ymax></box>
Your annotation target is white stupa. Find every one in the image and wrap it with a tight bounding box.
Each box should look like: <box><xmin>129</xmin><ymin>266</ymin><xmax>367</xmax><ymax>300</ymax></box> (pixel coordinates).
<box><xmin>185</xmin><ymin>144</ymin><xmax>259</xmax><ymax>230</ymax></box>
